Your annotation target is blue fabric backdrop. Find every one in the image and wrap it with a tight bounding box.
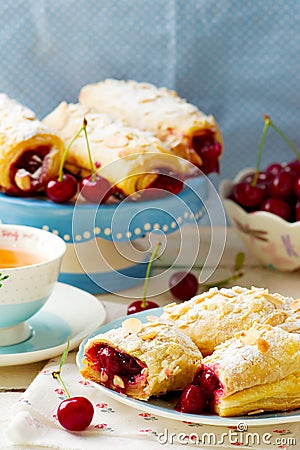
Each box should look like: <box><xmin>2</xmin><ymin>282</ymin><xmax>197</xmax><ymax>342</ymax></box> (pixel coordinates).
<box><xmin>1</xmin><ymin>0</ymin><xmax>299</xmax><ymax>185</ymax></box>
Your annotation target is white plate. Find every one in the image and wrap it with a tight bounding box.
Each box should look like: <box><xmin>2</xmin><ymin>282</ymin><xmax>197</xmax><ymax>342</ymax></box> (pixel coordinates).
<box><xmin>0</xmin><ymin>282</ymin><xmax>106</xmax><ymax>366</ymax></box>
<box><xmin>77</xmin><ymin>308</ymin><xmax>300</xmax><ymax>427</ymax></box>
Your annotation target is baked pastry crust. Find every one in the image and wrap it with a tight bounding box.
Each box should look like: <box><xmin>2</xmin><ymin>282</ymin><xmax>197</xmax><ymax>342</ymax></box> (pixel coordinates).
<box><xmin>43</xmin><ymin>101</ymin><xmax>188</xmax><ymax>197</ymax></box>
<box><xmin>161</xmin><ymin>285</ymin><xmax>298</xmax><ymax>356</ymax></box>
<box><xmin>200</xmin><ymin>325</ymin><xmax>300</xmax><ymax>416</ymax></box>
<box><xmin>79</xmin><ymin>79</ymin><xmax>223</xmax><ymax>171</ymax></box>
<box><xmin>80</xmin><ymin>317</ymin><xmax>202</xmax><ymax>400</ymax></box>
<box><xmin>0</xmin><ymin>93</ymin><xmax>64</xmax><ymax>195</ymax></box>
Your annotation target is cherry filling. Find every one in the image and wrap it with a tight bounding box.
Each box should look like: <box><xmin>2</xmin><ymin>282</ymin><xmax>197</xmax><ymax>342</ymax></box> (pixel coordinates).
<box><xmin>9</xmin><ymin>146</ymin><xmax>54</xmax><ymax>195</ymax></box>
<box><xmin>88</xmin><ymin>345</ymin><xmax>147</xmax><ymax>394</ymax></box>
<box><xmin>175</xmin><ymin>366</ymin><xmax>223</xmax><ymax>414</ymax></box>
<box><xmin>139</xmin><ymin>170</ymin><xmax>183</xmax><ymax>200</ymax></box>
<box><xmin>192</xmin><ymin>132</ymin><xmax>222</xmax><ymax>175</ymax></box>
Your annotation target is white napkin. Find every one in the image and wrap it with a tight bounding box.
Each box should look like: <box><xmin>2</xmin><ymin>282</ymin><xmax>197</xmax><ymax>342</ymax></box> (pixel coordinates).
<box><xmin>5</xmin><ymin>352</ymin><xmax>300</xmax><ymax>450</ymax></box>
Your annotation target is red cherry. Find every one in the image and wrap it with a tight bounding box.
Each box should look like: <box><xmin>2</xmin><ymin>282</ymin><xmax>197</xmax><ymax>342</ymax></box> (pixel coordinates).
<box><xmin>265</xmin><ymin>162</ymin><xmax>283</xmax><ymax>176</ymax></box>
<box><xmin>46</xmin><ymin>174</ymin><xmax>78</xmax><ymax>203</ymax></box>
<box><xmin>268</xmin><ymin>171</ymin><xmax>294</xmax><ymax>200</ymax></box>
<box><xmin>286</xmin><ymin>159</ymin><xmax>300</xmax><ymax>176</ymax></box>
<box><xmin>259</xmin><ymin>197</ymin><xmax>292</xmax><ymax>221</ymax></box>
<box><xmin>80</xmin><ymin>174</ymin><xmax>112</xmax><ymax>203</ymax></box>
<box><xmin>196</xmin><ymin>369</ymin><xmax>220</xmax><ymax>399</ymax></box>
<box><xmin>169</xmin><ymin>271</ymin><xmax>198</xmax><ymax>302</ymax></box>
<box><xmin>192</xmin><ymin>133</ymin><xmax>222</xmax><ymax>174</ymax></box>
<box><xmin>57</xmin><ymin>396</ymin><xmax>94</xmax><ymax>431</ymax></box>
<box><xmin>232</xmin><ymin>182</ymin><xmax>266</xmax><ymax>208</ymax></box>
<box><xmin>127</xmin><ymin>300</ymin><xmax>159</xmax><ymax>315</ymax></box>
<box><xmin>242</xmin><ymin>171</ymin><xmax>273</xmax><ymax>186</ymax></box>
<box><xmin>175</xmin><ymin>384</ymin><xmax>206</xmax><ymax>414</ymax></box>
<box><xmin>295</xmin><ymin>200</ymin><xmax>300</xmax><ymax>221</ymax></box>
<box><xmin>294</xmin><ymin>176</ymin><xmax>300</xmax><ymax>198</ymax></box>
<box><xmin>97</xmin><ymin>346</ymin><xmax>121</xmax><ymax>376</ymax></box>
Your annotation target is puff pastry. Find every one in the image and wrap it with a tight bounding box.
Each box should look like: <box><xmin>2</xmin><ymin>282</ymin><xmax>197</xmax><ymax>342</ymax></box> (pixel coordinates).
<box><xmin>43</xmin><ymin>102</ymin><xmax>188</xmax><ymax>197</ymax></box>
<box><xmin>79</xmin><ymin>79</ymin><xmax>223</xmax><ymax>174</ymax></box>
<box><xmin>161</xmin><ymin>285</ymin><xmax>298</xmax><ymax>356</ymax></box>
<box><xmin>80</xmin><ymin>317</ymin><xmax>202</xmax><ymax>400</ymax></box>
<box><xmin>0</xmin><ymin>93</ymin><xmax>64</xmax><ymax>195</ymax></box>
<box><xmin>197</xmin><ymin>325</ymin><xmax>300</xmax><ymax>416</ymax></box>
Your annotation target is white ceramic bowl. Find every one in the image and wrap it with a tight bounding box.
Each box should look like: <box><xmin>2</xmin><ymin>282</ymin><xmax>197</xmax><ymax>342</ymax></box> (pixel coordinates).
<box><xmin>220</xmin><ymin>168</ymin><xmax>300</xmax><ymax>272</ymax></box>
<box><xmin>0</xmin><ymin>224</ymin><xmax>66</xmax><ymax>345</ymax></box>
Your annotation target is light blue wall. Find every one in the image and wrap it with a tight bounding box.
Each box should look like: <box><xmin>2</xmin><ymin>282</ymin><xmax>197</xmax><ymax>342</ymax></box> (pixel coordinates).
<box><xmin>1</xmin><ymin>0</ymin><xmax>299</xmax><ymax>186</ymax></box>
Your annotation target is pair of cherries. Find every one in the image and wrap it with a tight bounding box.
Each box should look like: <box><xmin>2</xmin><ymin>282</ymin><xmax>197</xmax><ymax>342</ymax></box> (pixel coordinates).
<box><xmin>46</xmin><ymin>172</ymin><xmax>112</xmax><ymax>204</ymax></box>
<box><xmin>45</xmin><ymin>119</ymin><xmax>112</xmax><ymax>204</ymax></box>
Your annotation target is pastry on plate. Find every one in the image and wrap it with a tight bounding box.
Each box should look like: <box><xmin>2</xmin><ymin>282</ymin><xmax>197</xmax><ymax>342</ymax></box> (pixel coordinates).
<box><xmin>196</xmin><ymin>325</ymin><xmax>300</xmax><ymax>416</ymax></box>
<box><xmin>43</xmin><ymin>101</ymin><xmax>188</xmax><ymax>197</ymax></box>
<box><xmin>0</xmin><ymin>93</ymin><xmax>64</xmax><ymax>196</ymax></box>
<box><xmin>161</xmin><ymin>285</ymin><xmax>298</xmax><ymax>356</ymax></box>
<box><xmin>80</xmin><ymin>317</ymin><xmax>202</xmax><ymax>400</ymax></box>
<box><xmin>79</xmin><ymin>78</ymin><xmax>223</xmax><ymax>174</ymax></box>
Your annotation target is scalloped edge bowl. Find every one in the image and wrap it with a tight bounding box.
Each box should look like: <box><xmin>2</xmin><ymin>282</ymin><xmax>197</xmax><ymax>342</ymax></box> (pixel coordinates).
<box><xmin>220</xmin><ymin>169</ymin><xmax>300</xmax><ymax>272</ymax></box>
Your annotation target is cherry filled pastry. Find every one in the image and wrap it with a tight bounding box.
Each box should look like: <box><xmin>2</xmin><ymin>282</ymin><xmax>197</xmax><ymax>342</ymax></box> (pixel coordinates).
<box><xmin>80</xmin><ymin>286</ymin><xmax>300</xmax><ymax>417</ymax></box>
<box><xmin>80</xmin><ymin>317</ymin><xmax>202</xmax><ymax>400</ymax></box>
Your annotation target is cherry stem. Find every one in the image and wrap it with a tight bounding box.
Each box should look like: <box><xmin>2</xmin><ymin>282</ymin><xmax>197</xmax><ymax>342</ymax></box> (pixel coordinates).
<box><xmin>251</xmin><ymin>116</ymin><xmax>270</xmax><ymax>187</ymax></box>
<box><xmin>202</xmin><ymin>252</ymin><xmax>245</xmax><ymax>290</ymax></box>
<box><xmin>52</xmin><ymin>336</ymin><xmax>71</xmax><ymax>399</ymax></box>
<box><xmin>82</xmin><ymin>118</ymin><xmax>96</xmax><ymax>182</ymax></box>
<box><xmin>268</xmin><ymin>120</ymin><xmax>300</xmax><ymax>161</ymax></box>
<box><xmin>141</xmin><ymin>242</ymin><xmax>161</xmax><ymax>309</ymax></box>
<box><xmin>58</xmin><ymin>124</ymin><xmax>86</xmax><ymax>182</ymax></box>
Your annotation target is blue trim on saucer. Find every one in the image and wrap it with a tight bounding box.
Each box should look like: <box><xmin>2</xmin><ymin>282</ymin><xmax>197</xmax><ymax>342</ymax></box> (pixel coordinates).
<box><xmin>0</xmin><ymin>310</ymin><xmax>71</xmax><ymax>354</ymax></box>
<box><xmin>59</xmin><ymin>259</ymin><xmax>150</xmax><ymax>294</ymax></box>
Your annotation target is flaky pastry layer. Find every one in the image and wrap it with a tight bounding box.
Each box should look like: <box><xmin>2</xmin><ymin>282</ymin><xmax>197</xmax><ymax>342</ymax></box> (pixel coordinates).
<box><xmin>161</xmin><ymin>285</ymin><xmax>300</xmax><ymax>356</ymax></box>
<box><xmin>201</xmin><ymin>325</ymin><xmax>300</xmax><ymax>416</ymax></box>
<box><xmin>43</xmin><ymin>101</ymin><xmax>188</xmax><ymax>196</ymax></box>
<box><xmin>79</xmin><ymin>78</ymin><xmax>223</xmax><ymax>168</ymax></box>
<box><xmin>80</xmin><ymin>318</ymin><xmax>202</xmax><ymax>400</ymax></box>
<box><xmin>0</xmin><ymin>93</ymin><xmax>64</xmax><ymax>194</ymax></box>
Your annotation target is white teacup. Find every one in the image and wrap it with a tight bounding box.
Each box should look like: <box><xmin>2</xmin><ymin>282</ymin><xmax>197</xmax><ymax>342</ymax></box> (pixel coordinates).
<box><xmin>0</xmin><ymin>224</ymin><xmax>66</xmax><ymax>346</ymax></box>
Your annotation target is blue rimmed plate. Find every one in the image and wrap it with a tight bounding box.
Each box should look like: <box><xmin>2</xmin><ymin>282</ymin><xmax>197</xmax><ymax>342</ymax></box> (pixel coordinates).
<box><xmin>76</xmin><ymin>308</ymin><xmax>300</xmax><ymax>426</ymax></box>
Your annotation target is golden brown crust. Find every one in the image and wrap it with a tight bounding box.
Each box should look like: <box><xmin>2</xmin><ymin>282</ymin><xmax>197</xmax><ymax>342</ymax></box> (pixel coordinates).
<box><xmin>80</xmin><ymin>318</ymin><xmax>202</xmax><ymax>400</ymax></box>
<box><xmin>79</xmin><ymin>78</ymin><xmax>223</xmax><ymax>166</ymax></box>
<box><xmin>161</xmin><ymin>286</ymin><xmax>299</xmax><ymax>356</ymax></box>
<box><xmin>202</xmin><ymin>325</ymin><xmax>300</xmax><ymax>416</ymax></box>
<box><xmin>0</xmin><ymin>93</ymin><xmax>64</xmax><ymax>193</ymax></box>
<box><xmin>43</xmin><ymin>101</ymin><xmax>188</xmax><ymax>196</ymax></box>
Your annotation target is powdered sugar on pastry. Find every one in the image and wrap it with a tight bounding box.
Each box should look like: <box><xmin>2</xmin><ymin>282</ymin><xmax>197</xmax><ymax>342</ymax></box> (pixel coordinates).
<box><xmin>161</xmin><ymin>286</ymin><xmax>297</xmax><ymax>356</ymax></box>
<box><xmin>80</xmin><ymin>319</ymin><xmax>202</xmax><ymax>401</ymax></box>
<box><xmin>199</xmin><ymin>325</ymin><xmax>300</xmax><ymax>416</ymax></box>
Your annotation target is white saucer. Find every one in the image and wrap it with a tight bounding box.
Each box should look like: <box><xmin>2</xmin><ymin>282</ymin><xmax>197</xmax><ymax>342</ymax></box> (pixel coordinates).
<box><xmin>0</xmin><ymin>282</ymin><xmax>106</xmax><ymax>366</ymax></box>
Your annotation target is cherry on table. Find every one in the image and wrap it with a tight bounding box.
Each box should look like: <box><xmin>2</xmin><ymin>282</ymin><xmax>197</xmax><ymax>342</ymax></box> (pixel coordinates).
<box><xmin>127</xmin><ymin>300</ymin><xmax>159</xmax><ymax>315</ymax></box>
<box><xmin>57</xmin><ymin>396</ymin><xmax>94</xmax><ymax>431</ymax></box>
<box><xmin>169</xmin><ymin>271</ymin><xmax>198</xmax><ymax>302</ymax></box>
<box><xmin>46</xmin><ymin>174</ymin><xmax>78</xmax><ymax>203</ymax></box>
